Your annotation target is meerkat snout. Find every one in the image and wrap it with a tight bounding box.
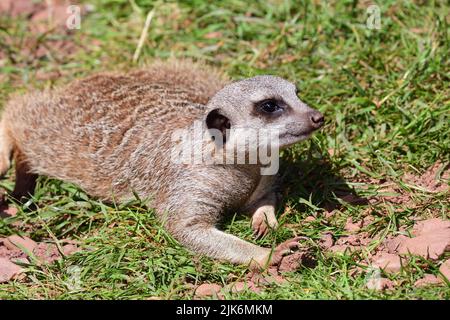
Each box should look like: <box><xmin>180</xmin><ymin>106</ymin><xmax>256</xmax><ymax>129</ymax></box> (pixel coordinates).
<box><xmin>309</xmin><ymin>110</ymin><xmax>325</xmax><ymax>129</ymax></box>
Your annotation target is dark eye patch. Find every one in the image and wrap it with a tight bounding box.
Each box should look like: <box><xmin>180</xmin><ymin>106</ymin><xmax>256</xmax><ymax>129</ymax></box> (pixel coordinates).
<box><xmin>256</xmin><ymin>99</ymin><xmax>285</xmax><ymax>116</ymax></box>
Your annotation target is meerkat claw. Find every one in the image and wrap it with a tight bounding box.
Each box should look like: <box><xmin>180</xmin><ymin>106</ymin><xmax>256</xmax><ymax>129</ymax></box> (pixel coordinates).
<box><xmin>251</xmin><ymin>206</ymin><xmax>279</xmax><ymax>238</ymax></box>
<box><xmin>269</xmin><ymin>236</ymin><xmax>302</xmax><ymax>266</ymax></box>
<box><xmin>252</xmin><ymin>216</ymin><xmax>268</xmax><ymax>238</ymax></box>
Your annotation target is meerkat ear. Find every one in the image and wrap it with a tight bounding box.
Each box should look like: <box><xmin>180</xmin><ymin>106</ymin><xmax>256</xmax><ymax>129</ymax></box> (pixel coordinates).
<box><xmin>205</xmin><ymin>109</ymin><xmax>231</xmax><ymax>143</ymax></box>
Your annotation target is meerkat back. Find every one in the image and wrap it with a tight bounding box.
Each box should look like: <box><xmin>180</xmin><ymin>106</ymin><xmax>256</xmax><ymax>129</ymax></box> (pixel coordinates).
<box><xmin>0</xmin><ymin>60</ymin><xmax>227</xmax><ymax>201</ymax></box>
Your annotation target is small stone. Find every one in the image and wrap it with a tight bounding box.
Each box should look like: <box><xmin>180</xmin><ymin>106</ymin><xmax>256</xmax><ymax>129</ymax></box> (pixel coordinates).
<box><xmin>278</xmin><ymin>251</ymin><xmax>316</xmax><ymax>272</ymax></box>
<box><xmin>414</xmin><ymin>274</ymin><xmax>442</xmax><ymax>287</ymax></box>
<box><xmin>385</xmin><ymin>235</ymin><xmax>409</xmax><ymax>253</ymax></box>
<box><xmin>319</xmin><ymin>233</ymin><xmax>334</xmax><ymax>249</ymax></box>
<box><xmin>229</xmin><ymin>281</ymin><xmax>246</xmax><ymax>293</ymax></box>
<box><xmin>340</xmin><ymin>194</ymin><xmax>368</xmax><ymax>205</ymax></box>
<box><xmin>195</xmin><ymin>283</ymin><xmax>223</xmax><ymax>298</ymax></box>
<box><xmin>345</xmin><ymin>217</ymin><xmax>362</xmax><ymax>232</ymax></box>
<box><xmin>33</xmin><ymin>243</ymin><xmax>61</xmax><ymax>263</ymax></box>
<box><xmin>0</xmin><ymin>205</ymin><xmax>18</xmax><ymax>218</ymax></box>
<box><xmin>3</xmin><ymin>235</ymin><xmax>37</xmax><ymax>253</ymax></box>
<box><xmin>0</xmin><ymin>257</ymin><xmax>23</xmax><ymax>283</ymax></box>
<box><xmin>398</xmin><ymin>230</ymin><xmax>450</xmax><ymax>260</ymax></box>
<box><xmin>439</xmin><ymin>259</ymin><xmax>450</xmax><ymax>281</ymax></box>
<box><xmin>228</xmin><ymin>281</ymin><xmax>261</xmax><ymax>293</ymax></box>
<box><xmin>366</xmin><ymin>277</ymin><xmax>394</xmax><ymax>291</ymax></box>
<box><xmin>327</xmin><ymin>148</ymin><xmax>335</xmax><ymax>157</ymax></box>
<box><xmin>412</xmin><ymin>218</ymin><xmax>450</xmax><ymax>237</ymax></box>
<box><xmin>62</xmin><ymin>244</ymin><xmax>80</xmax><ymax>256</ymax></box>
<box><xmin>372</xmin><ymin>253</ymin><xmax>402</xmax><ymax>273</ymax></box>
<box><xmin>329</xmin><ymin>244</ymin><xmax>353</xmax><ymax>253</ymax></box>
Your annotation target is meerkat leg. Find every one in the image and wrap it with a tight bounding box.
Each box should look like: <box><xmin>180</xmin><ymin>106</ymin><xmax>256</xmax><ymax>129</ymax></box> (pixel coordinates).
<box><xmin>178</xmin><ymin>223</ymin><xmax>271</xmax><ymax>266</ymax></box>
<box><xmin>245</xmin><ymin>175</ymin><xmax>280</xmax><ymax>238</ymax></box>
<box><xmin>11</xmin><ymin>151</ymin><xmax>37</xmax><ymax>202</ymax></box>
<box><xmin>172</xmin><ymin>222</ymin><xmax>299</xmax><ymax>269</ymax></box>
<box><xmin>0</xmin><ymin>119</ymin><xmax>13</xmax><ymax>177</ymax></box>
<box><xmin>251</xmin><ymin>193</ymin><xmax>279</xmax><ymax>238</ymax></box>
<box><xmin>165</xmin><ymin>202</ymin><xmax>297</xmax><ymax>269</ymax></box>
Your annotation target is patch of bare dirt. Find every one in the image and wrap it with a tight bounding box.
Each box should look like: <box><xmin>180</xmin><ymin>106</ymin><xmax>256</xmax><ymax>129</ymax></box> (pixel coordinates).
<box><xmin>346</xmin><ymin>161</ymin><xmax>449</xmax><ymax>210</ymax></box>
<box><xmin>403</xmin><ymin>162</ymin><xmax>450</xmax><ymax>193</ymax></box>
<box><xmin>383</xmin><ymin>218</ymin><xmax>450</xmax><ymax>261</ymax></box>
<box><xmin>3</xmin><ymin>235</ymin><xmax>37</xmax><ymax>253</ymax></box>
<box><xmin>278</xmin><ymin>250</ymin><xmax>316</xmax><ymax>272</ymax></box>
<box><xmin>0</xmin><ymin>257</ymin><xmax>23</xmax><ymax>283</ymax></box>
<box><xmin>0</xmin><ymin>0</ymin><xmax>43</xmax><ymax>17</ymax></box>
<box><xmin>318</xmin><ymin>233</ymin><xmax>334</xmax><ymax>249</ymax></box>
<box><xmin>193</xmin><ymin>237</ymin><xmax>317</xmax><ymax>297</ymax></box>
<box><xmin>320</xmin><ymin>161</ymin><xmax>449</xmax><ymax>289</ymax></box>
<box><xmin>366</xmin><ymin>277</ymin><xmax>395</xmax><ymax>291</ymax></box>
<box><xmin>368</xmin><ymin>161</ymin><xmax>449</xmax><ymax>205</ymax></box>
<box><xmin>32</xmin><ymin>243</ymin><xmax>62</xmax><ymax>264</ymax></box>
<box><xmin>227</xmin><ymin>281</ymin><xmax>261</xmax><ymax>294</ymax></box>
<box><xmin>371</xmin><ymin>252</ymin><xmax>402</xmax><ymax>273</ymax></box>
<box><xmin>0</xmin><ymin>235</ymin><xmax>80</xmax><ymax>283</ymax></box>
<box><xmin>439</xmin><ymin>259</ymin><xmax>450</xmax><ymax>282</ymax></box>
<box><xmin>411</xmin><ymin>218</ymin><xmax>450</xmax><ymax>236</ymax></box>
<box><xmin>329</xmin><ymin>232</ymin><xmax>372</xmax><ymax>254</ymax></box>
<box><xmin>0</xmin><ymin>0</ymin><xmax>94</xmax><ymax>80</ymax></box>
<box><xmin>0</xmin><ymin>204</ymin><xmax>18</xmax><ymax>218</ymax></box>
<box><xmin>324</xmin><ymin>216</ymin><xmax>449</xmax><ymax>289</ymax></box>
<box><xmin>344</xmin><ymin>217</ymin><xmax>363</xmax><ymax>232</ymax></box>
<box><xmin>385</xmin><ymin>219</ymin><xmax>448</xmax><ymax>264</ymax></box>
<box><xmin>383</xmin><ymin>235</ymin><xmax>409</xmax><ymax>254</ymax></box>
<box><xmin>414</xmin><ymin>274</ymin><xmax>443</xmax><ymax>287</ymax></box>
<box><xmin>0</xmin><ymin>0</ymin><xmax>84</xmax><ymax>32</ymax></box>
<box><xmin>374</xmin><ymin>183</ymin><xmax>412</xmax><ymax>205</ymax></box>
<box><xmin>194</xmin><ymin>283</ymin><xmax>224</xmax><ymax>299</ymax></box>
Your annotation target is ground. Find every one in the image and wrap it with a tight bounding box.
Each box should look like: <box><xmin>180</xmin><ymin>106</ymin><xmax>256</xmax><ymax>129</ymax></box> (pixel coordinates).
<box><xmin>0</xmin><ymin>0</ymin><xmax>449</xmax><ymax>299</ymax></box>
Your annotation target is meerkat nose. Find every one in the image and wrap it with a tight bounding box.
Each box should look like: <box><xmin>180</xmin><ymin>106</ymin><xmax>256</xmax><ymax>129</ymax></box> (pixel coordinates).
<box><xmin>309</xmin><ymin>111</ymin><xmax>325</xmax><ymax>129</ymax></box>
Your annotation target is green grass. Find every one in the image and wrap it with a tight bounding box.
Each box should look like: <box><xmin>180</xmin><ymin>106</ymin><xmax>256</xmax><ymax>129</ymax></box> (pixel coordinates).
<box><xmin>0</xmin><ymin>0</ymin><xmax>449</xmax><ymax>299</ymax></box>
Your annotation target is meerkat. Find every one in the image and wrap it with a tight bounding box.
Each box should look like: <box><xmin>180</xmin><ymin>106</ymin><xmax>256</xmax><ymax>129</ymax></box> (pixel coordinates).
<box><xmin>0</xmin><ymin>60</ymin><xmax>324</xmax><ymax>268</ymax></box>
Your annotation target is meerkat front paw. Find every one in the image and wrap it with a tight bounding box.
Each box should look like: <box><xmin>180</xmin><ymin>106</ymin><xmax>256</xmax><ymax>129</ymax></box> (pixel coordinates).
<box><xmin>251</xmin><ymin>205</ymin><xmax>279</xmax><ymax>238</ymax></box>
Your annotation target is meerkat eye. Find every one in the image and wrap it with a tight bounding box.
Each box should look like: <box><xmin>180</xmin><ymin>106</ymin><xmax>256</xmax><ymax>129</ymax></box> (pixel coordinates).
<box><xmin>258</xmin><ymin>100</ymin><xmax>283</xmax><ymax>114</ymax></box>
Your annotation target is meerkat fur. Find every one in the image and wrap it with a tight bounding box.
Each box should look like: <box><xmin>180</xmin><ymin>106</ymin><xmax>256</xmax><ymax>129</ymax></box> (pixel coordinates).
<box><xmin>0</xmin><ymin>59</ymin><xmax>324</xmax><ymax>268</ymax></box>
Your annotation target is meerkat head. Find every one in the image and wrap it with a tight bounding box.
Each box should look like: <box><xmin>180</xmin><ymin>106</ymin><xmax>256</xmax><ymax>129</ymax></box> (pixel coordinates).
<box><xmin>204</xmin><ymin>75</ymin><xmax>324</xmax><ymax>149</ymax></box>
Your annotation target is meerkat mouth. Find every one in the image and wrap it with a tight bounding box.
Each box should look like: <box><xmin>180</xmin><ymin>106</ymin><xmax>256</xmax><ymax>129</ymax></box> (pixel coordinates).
<box><xmin>282</xmin><ymin>129</ymin><xmax>315</xmax><ymax>139</ymax></box>
<box><xmin>283</xmin><ymin>121</ymin><xmax>324</xmax><ymax>138</ymax></box>
<box><xmin>279</xmin><ymin>132</ymin><xmax>313</xmax><ymax>148</ymax></box>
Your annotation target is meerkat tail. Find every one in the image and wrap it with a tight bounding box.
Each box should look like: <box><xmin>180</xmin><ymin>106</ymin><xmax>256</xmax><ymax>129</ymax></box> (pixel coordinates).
<box><xmin>0</xmin><ymin>118</ymin><xmax>13</xmax><ymax>177</ymax></box>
